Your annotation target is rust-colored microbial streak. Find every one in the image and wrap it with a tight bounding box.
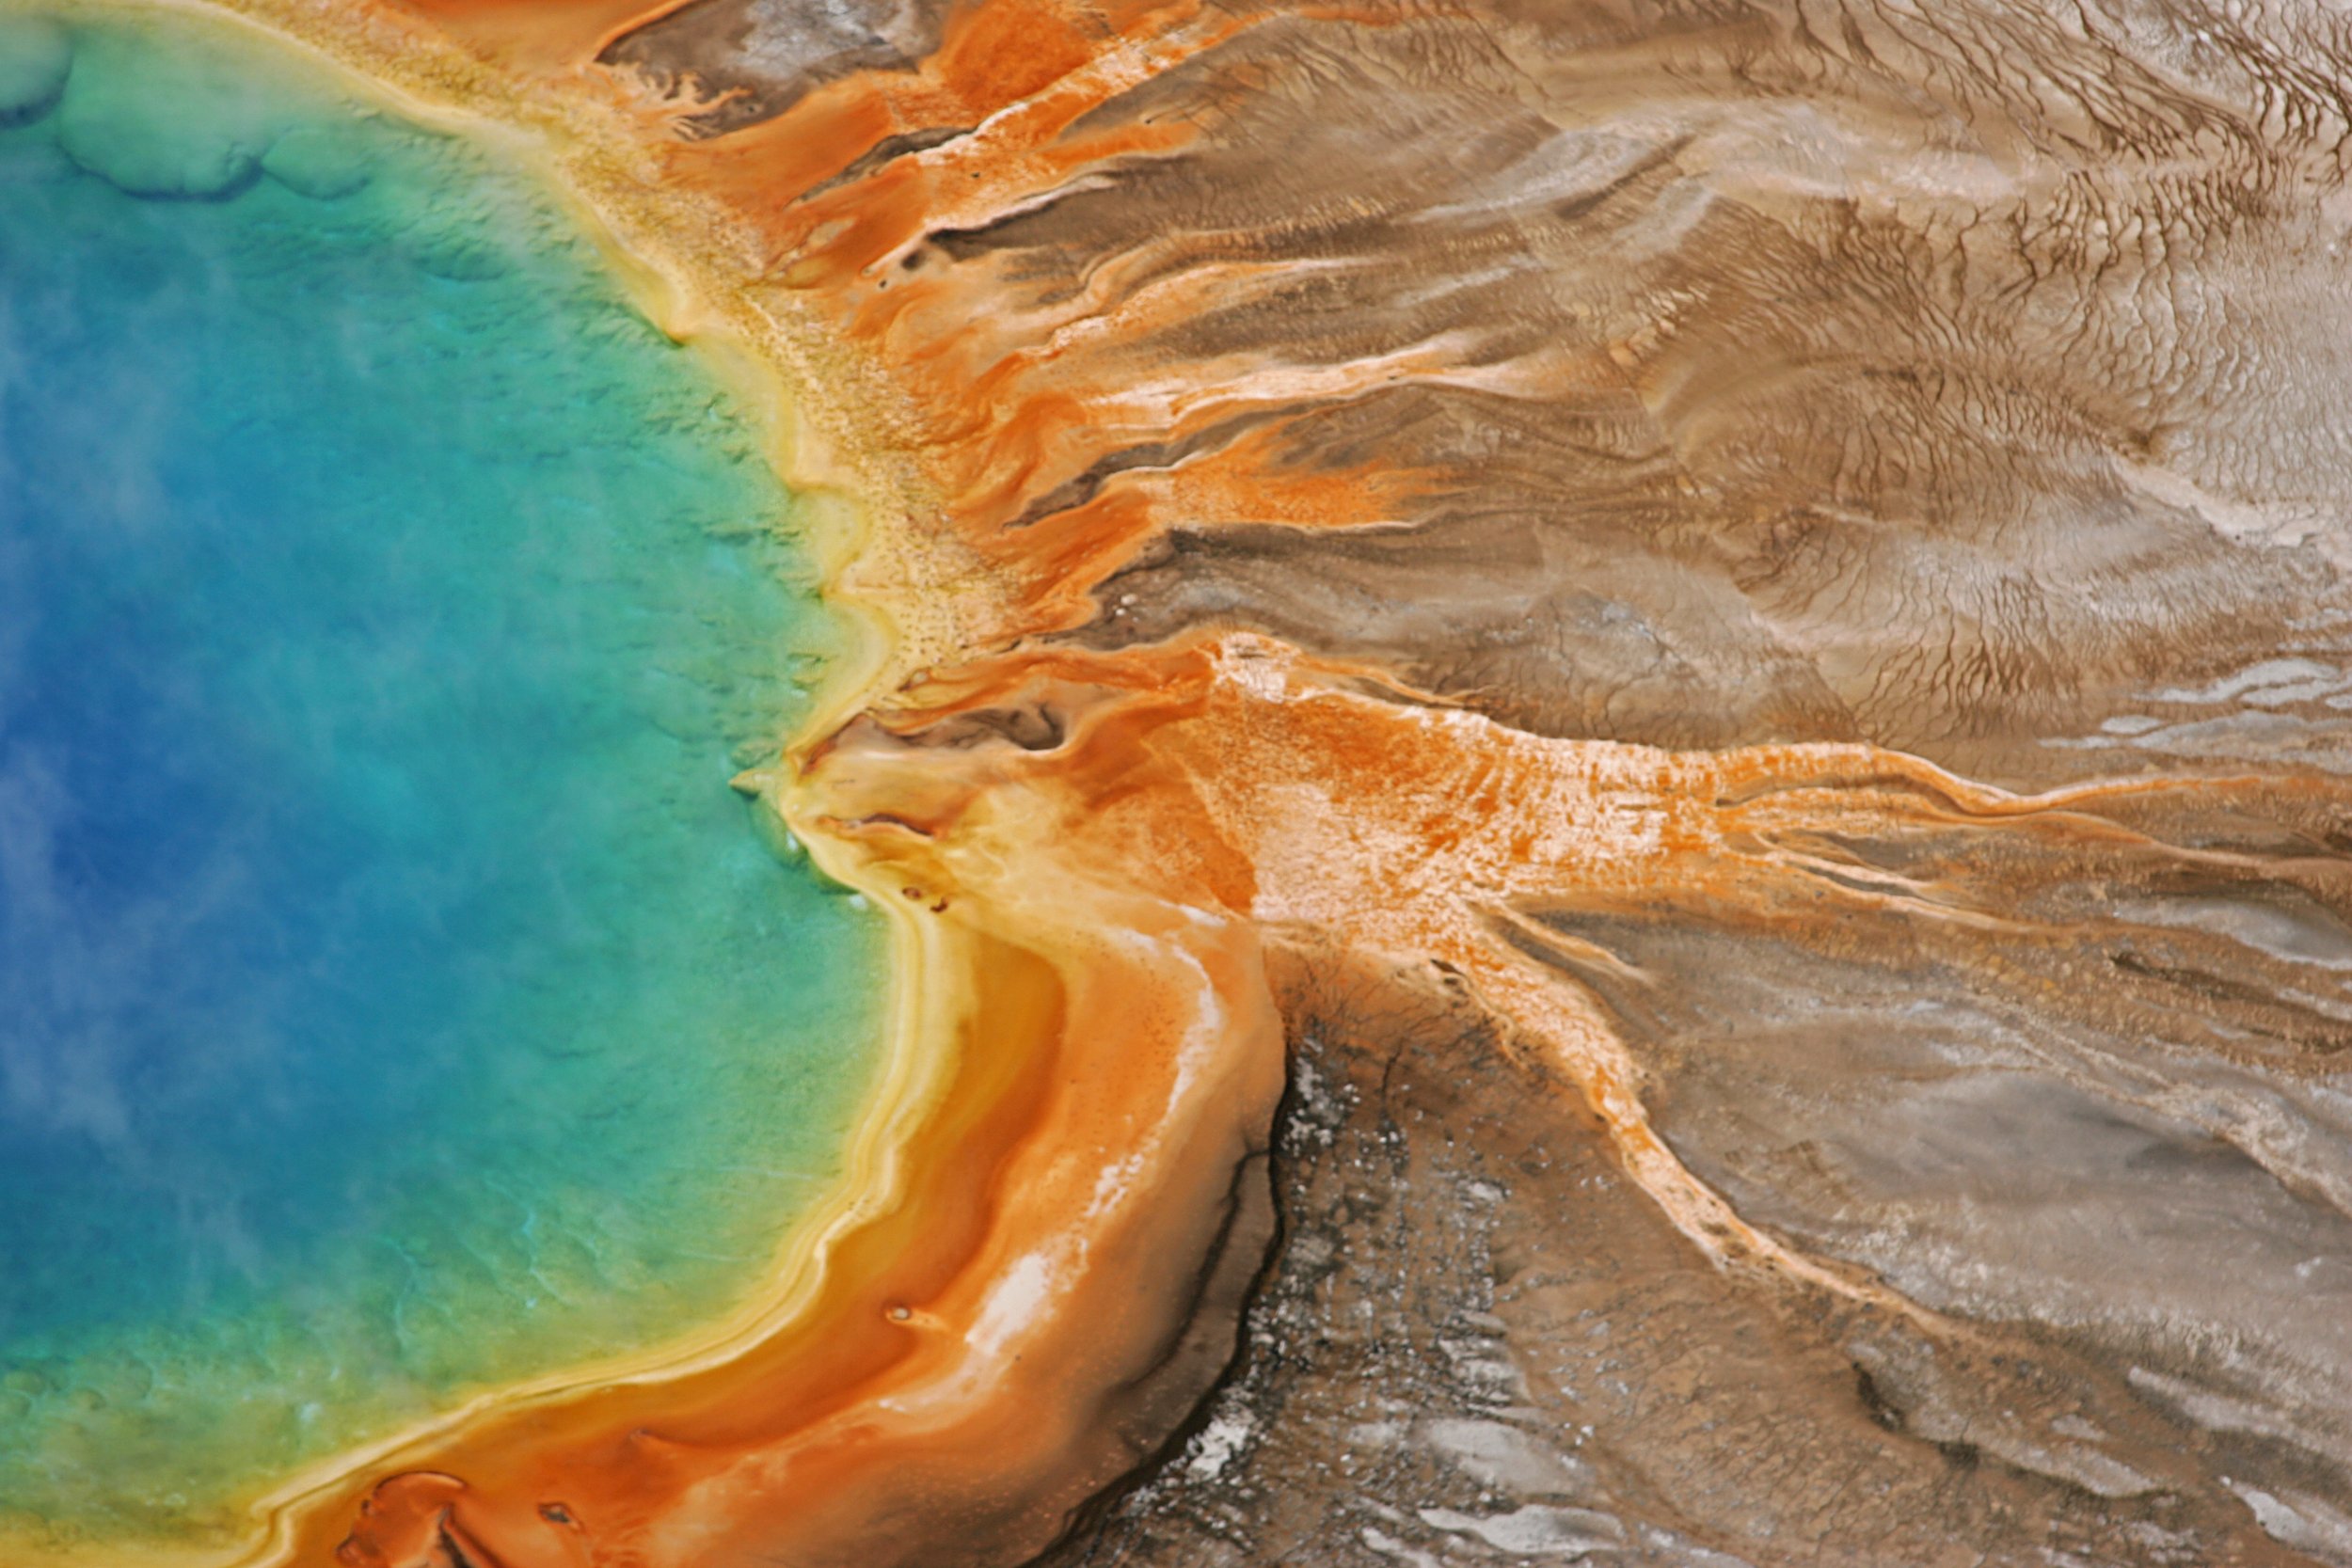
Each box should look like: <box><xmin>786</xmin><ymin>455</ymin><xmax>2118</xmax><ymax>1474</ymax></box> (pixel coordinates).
<box><xmin>128</xmin><ymin>2</ymin><xmax>2339</xmax><ymax>1566</ymax></box>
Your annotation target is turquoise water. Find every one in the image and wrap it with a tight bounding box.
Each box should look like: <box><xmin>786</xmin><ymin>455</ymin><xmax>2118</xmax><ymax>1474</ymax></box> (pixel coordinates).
<box><xmin>0</xmin><ymin>6</ymin><xmax>878</xmax><ymax>1547</ymax></box>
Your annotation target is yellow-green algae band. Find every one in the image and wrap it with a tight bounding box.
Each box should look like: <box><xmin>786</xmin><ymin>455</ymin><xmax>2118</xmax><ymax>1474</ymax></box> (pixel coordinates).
<box><xmin>0</xmin><ymin>4</ymin><xmax>882</xmax><ymax>1555</ymax></box>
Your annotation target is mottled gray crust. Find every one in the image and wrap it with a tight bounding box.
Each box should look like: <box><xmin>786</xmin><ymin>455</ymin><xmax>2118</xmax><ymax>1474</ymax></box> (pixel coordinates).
<box><xmin>599</xmin><ymin>0</ymin><xmax>948</xmax><ymax>135</ymax></box>
<box><xmin>1040</xmin><ymin>953</ymin><xmax>2334</xmax><ymax>1568</ymax></box>
<box><xmin>608</xmin><ymin>0</ymin><xmax>2352</xmax><ymax>1561</ymax></box>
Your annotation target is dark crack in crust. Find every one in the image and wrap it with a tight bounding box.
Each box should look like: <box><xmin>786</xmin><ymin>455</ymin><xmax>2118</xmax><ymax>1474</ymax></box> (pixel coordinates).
<box><xmin>1040</xmin><ymin>949</ymin><xmax>2338</xmax><ymax>1568</ymax></box>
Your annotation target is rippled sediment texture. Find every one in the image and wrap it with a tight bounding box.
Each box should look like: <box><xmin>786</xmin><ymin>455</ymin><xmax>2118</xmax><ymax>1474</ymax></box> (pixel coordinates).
<box><xmin>20</xmin><ymin>0</ymin><xmax>2352</xmax><ymax>1564</ymax></box>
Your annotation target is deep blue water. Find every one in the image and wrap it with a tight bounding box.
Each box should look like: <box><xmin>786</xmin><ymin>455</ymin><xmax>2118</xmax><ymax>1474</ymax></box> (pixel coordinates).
<box><xmin>0</xmin><ymin>8</ymin><xmax>878</xmax><ymax>1542</ymax></box>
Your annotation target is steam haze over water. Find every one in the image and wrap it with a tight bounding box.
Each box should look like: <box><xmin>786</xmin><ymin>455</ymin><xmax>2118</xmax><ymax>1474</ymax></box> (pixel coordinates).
<box><xmin>0</xmin><ymin>8</ymin><xmax>878</xmax><ymax>1546</ymax></box>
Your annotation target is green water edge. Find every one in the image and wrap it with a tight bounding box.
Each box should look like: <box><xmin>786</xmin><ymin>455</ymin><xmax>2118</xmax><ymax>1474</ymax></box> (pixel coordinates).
<box><xmin>0</xmin><ymin>1</ymin><xmax>882</xmax><ymax>1552</ymax></box>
